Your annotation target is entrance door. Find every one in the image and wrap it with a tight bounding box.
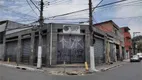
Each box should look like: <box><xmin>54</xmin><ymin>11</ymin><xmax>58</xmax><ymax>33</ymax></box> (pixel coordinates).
<box><xmin>21</xmin><ymin>38</ymin><xmax>31</xmax><ymax>64</ymax></box>
<box><xmin>57</xmin><ymin>35</ymin><xmax>85</xmax><ymax>64</ymax></box>
<box><xmin>94</xmin><ymin>38</ymin><xmax>104</xmax><ymax>66</ymax></box>
<box><xmin>6</xmin><ymin>41</ymin><xmax>18</xmax><ymax>62</ymax></box>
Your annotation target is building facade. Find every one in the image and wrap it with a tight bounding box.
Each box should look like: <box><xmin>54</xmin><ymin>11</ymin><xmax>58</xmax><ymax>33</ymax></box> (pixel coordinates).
<box><xmin>0</xmin><ymin>20</ymin><xmax>126</xmax><ymax>67</ymax></box>
<box><xmin>120</xmin><ymin>27</ymin><xmax>132</xmax><ymax>59</ymax></box>
<box><xmin>93</xmin><ymin>20</ymin><xmax>125</xmax><ymax>63</ymax></box>
<box><xmin>1</xmin><ymin>22</ymin><xmax>94</xmax><ymax>66</ymax></box>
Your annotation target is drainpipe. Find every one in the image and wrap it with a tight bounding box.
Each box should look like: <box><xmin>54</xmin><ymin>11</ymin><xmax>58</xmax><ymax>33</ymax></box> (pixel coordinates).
<box><xmin>49</xmin><ymin>23</ymin><xmax>53</xmax><ymax>66</ymax></box>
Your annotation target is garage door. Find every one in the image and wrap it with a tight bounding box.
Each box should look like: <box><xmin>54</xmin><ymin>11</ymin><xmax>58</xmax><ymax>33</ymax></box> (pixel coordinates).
<box><xmin>57</xmin><ymin>35</ymin><xmax>85</xmax><ymax>64</ymax></box>
<box><xmin>6</xmin><ymin>41</ymin><xmax>18</xmax><ymax>62</ymax></box>
<box><xmin>0</xmin><ymin>44</ymin><xmax>3</xmax><ymax>60</ymax></box>
<box><xmin>21</xmin><ymin>38</ymin><xmax>31</xmax><ymax>64</ymax></box>
<box><xmin>94</xmin><ymin>38</ymin><xmax>105</xmax><ymax>66</ymax></box>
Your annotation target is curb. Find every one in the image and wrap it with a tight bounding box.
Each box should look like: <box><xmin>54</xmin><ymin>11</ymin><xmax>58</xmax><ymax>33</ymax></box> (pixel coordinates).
<box><xmin>100</xmin><ymin>64</ymin><xmax>122</xmax><ymax>72</ymax></box>
<box><xmin>0</xmin><ymin>62</ymin><xmax>127</xmax><ymax>73</ymax></box>
<box><xmin>0</xmin><ymin>63</ymin><xmax>44</xmax><ymax>72</ymax></box>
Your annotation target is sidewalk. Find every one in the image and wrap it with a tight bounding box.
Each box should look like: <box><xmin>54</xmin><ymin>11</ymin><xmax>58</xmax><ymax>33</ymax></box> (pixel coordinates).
<box><xmin>0</xmin><ymin>59</ymin><xmax>130</xmax><ymax>75</ymax></box>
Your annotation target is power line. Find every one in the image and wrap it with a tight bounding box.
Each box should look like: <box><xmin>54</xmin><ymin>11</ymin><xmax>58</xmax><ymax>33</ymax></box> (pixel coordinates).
<box><xmin>108</xmin><ymin>16</ymin><xmax>142</xmax><ymax>20</ymax></box>
<box><xmin>96</xmin><ymin>0</ymin><xmax>142</xmax><ymax>10</ymax></box>
<box><xmin>29</xmin><ymin>0</ymin><xmax>40</xmax><ymax>11</ymax></box>
<box><xmin>49</xmin><ymin>0</ymin><xmax>68</xmax><ymax>4</ymax></box>
<box><xmin>43</xmin><ymin>0</ymin><xmax>127</xmax><ymax>20</ymax></box>
<box><xmin>46</xmin><ymin>18</ymin><xmax>89</xmax><ymax>20</ymax></box>
<box><xmin>26</xmin><ymin>0</ymin><xmax>39</xmax><ymax>16</ymax></box>
<box><xmin>49</xmin><ymin>0</ymin><xmax>141</xmax><ymax>20</ymax></box>
<box><xmin>0</xmin><ymin>5</ymin><xmax>37</xmax><ymax>19</ymax></box>
<box><xmin>93</xmin><ymin>0</ymin><xmax>104</xmax><ymax>11</ymax></box>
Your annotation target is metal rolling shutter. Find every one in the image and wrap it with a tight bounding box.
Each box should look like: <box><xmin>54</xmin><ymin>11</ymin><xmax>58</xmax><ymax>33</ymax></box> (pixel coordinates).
<box><xmin>57</xmin><ymin>35</ymin><xmax>85</xmax><ymax>64</ymax></box>
<box><xmin>21</xmin><ymin>39</ymin><xmax>31</xmax><ymax>64</ymax></box>
<box><xmin>57</xmin><ymin>35</ymin><xmax>71</xmax><ymax>64</ymax></box>
<box><xmin>0</xmin><ymin>44</ymin><xmax>3</xmax><ymax>60</ymax></box>
<box><xmin>94</xmin><ymin>38</ymin><xmax>105</xmax><ymax>66</ymax></box>
<box><xmin>34</xmin><ymin>37</ymin><xmax>38</xmax><ymax>64</ymax></box>
<box><xmin>42</xmin><ymin>35</ymin><xmax>47</xmax><ymax>65</ymax></box>
<box><xmin>6</xmin><ymin>41</ymin><xmax>17</xmax><ymax>62</ymax></box>
<box><xmin>110</xmin><ymin>43</ymin><xmax>115</xmax><ymax>62</ymax></box>
<box><xmin>70</xmin><ymin>35</ymin><xmax>85</xmax><ymax>63</ymax></box>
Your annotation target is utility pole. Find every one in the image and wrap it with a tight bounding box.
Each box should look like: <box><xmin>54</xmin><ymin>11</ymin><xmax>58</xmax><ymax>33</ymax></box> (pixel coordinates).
<box><xmin>37</xmin><ymin>0</ymin><xmax>44</xmax><ymax>69</ymax></box>
<box><xmin>89</xmin><ymin>0</ymin><xmax>98</xmax><ymax>72</ymax></box>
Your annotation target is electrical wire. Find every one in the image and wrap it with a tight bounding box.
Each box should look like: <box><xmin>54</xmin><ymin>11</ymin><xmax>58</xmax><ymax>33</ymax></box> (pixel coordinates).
<box><xmin>49</xmin><ymin>0</ymin><xmax>68</xmax><ymax>5</ymax></box>
<box><xmin>93</xmin><ymin>0</ymin><xmax>104</xmax><ymax>11</ymax></box>
<box><xmin>96</xmin><ymin>0</ymin><xmax>142</xmax><ymax>10</ymax></box>
<box><xmin>26</xmin><ymin>0</ymin><xmax>39</xmax><ymax>16</ymax></box>
<box><xmin>29</xmin><ymin>0</ymin><xmax>40</xmax><ymax>11</ymax></box>
<box><xmin>51</xmin><ymin>0</ymin><xmax>142</xmax><ymax>21</ymax></box>
<box><xmin>43</xmin><ymin>0</ymin><xmax>127</xmax><ymax>20</ymax></box>
<box><xmin>50</xmin><ymin>16</ymin><xmax>89</xmax><ymax>20</ymax></box>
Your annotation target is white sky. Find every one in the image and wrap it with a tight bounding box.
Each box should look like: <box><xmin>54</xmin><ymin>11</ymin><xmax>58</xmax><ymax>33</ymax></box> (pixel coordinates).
<box><xmin>0</xmin><ymin>0</ymin><xmax>142</xmax><ymax>36</ymax></box>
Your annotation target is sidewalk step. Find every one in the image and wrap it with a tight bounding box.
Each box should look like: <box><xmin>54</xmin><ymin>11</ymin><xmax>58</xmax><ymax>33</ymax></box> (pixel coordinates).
<box><xmin>51</xmin><ymin>64</ymin><xmax>85</xmax><ymax>68</ymax></box>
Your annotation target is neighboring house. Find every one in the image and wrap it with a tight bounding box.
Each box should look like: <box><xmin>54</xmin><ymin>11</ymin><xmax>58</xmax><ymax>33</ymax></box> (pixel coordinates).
<box><xmin>93</xmin><ymin>20</ymin><xmax>125</xmax><ymax>63</ymax></box>
<box><xmin>0</xmin><ymin>20</ymin><xmax>30</xmax><ymax>60</ymax></box>
<box><xmin>0</xmin><ymin>20</ymin><xmax>28</xmax><ymax>60</ymax></box>
<box><xmin>120</xmin><ymin>27</ymin><xmax>132</xmax><ymax>59</ymax></box>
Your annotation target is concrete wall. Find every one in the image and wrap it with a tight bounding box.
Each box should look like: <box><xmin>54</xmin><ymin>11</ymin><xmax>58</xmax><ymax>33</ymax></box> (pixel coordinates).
<box><xmin>4</xmin><ymin>23</ymin><xmax>91</xmax><ymax>66</ymax></box>
<box><xmin>50</xmin><ymin>23</ymin><xmax>90</xmax><ymax>65</ymax></box>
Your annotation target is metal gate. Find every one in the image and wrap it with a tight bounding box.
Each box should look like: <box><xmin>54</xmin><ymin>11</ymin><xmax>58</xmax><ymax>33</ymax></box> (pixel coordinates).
<box><xmin>21</xmin><ymin>38</ymin><xmax>31</xmax><ymax>64</ymax></box>
<box><xmin>110</xmin><ymin>43</ymin><xmax>115</xmax><ymax>62</ymax></box>
<box><xmin>6</xmin><ymin>41</ymin><xmax>18</xmax><ymax>62</ymax></box>
<box><xmin>94</xmin><ymin>38</ymin><xmax>104</xmax><ymax>66</ymax></box>
<box><xmin>57</xmin><ymin>35</ymin><xmax>85</xmax><ymax>64</ymax></box>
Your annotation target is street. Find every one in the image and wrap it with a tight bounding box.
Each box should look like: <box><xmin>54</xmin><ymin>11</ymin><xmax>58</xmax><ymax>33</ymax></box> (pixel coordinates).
<box><xmin>0</xmin><ymin>62</ymin><xmax>142</xmax><ymax>80</ymax></box>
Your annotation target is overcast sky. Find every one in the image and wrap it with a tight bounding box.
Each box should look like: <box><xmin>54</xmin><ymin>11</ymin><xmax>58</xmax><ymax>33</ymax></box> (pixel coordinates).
<box><xmin>0</xmin><ymin>0</ymin><xmax>142</xmax><ymax>36</ymax></box>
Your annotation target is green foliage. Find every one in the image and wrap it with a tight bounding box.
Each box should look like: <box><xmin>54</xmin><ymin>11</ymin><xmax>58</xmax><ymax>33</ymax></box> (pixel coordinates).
<box><xmin>136</xmin><ymin>40</ymin><xmax>142</xmax><ymax>52</ymax></box>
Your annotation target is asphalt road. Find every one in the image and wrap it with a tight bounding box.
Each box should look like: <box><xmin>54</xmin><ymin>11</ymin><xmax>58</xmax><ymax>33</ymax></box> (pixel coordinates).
<box><xmin>0</xmin><ymin>61</ymin><xmax>142</xmax><ymax>80</ymax></box>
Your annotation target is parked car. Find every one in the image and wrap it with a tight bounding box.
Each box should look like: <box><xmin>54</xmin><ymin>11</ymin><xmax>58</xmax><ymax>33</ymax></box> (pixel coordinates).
<box><xmin>130</xmin><ymin>55</ymin><xmax>140</xmax><ymax>62</ymax></box>
<box><xmin>136</xmin><ymin>53</ymin><xmax>142</xmax><ymax>60</ymax></box>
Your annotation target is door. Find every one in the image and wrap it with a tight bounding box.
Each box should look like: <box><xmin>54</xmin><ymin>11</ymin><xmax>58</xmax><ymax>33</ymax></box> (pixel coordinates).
<box><xmin>70</xmin><ymin>36</ymin><xmax>85</xmax><ymax>63</ymax></box>
<box><xmin>6</xmin><ymin>41</ymin><xmax>18</xmax><ymax>62</ymax></box>
<box><xmin>57</xmin><ymin>35</ymin><xmax>85</xmax><ymax>64</ymax></box>
<box><xmin>57</xmin><ymin>35</ymin><xmax>71</xmax><ymax>64</ymax></box>
<box><xmin>110</xmin><ymin>43</ymin><xmax>115</xmax><ymax>62</ymax></box>
<box><xmin>94</xmin><ymin>38</ymin><xmax>104</xmax><ymax>66</ymax></box>
<box><xmin>21</xmin><ymin>38</ymin><xmax>31</xmax><ymax>64</ymax></box>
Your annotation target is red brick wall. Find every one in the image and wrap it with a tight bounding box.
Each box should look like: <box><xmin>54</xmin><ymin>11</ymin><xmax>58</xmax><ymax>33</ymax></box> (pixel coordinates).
<box><xmin>120</xmin><ymin>28</ymin><xmax>132</xmax><ymax>52</ymax></box>
<box><xmin>95</xmin><ymin>22</ymin><xmax>114</xmax><ymax>33</ymax></box>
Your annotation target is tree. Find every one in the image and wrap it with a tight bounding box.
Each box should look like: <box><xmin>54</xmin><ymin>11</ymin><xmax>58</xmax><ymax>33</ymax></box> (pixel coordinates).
<box><xmin>136</xmin><ymin>40</ymin><xmax>142</xmax><ymax>52</ymax></box>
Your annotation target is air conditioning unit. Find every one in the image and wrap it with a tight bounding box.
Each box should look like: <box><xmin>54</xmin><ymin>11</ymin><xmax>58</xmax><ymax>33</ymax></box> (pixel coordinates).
<box><xmin>63</xmin><ymin>25</ymin><xmax>80</xmax><ymax>34</ymax></box>
<box><xmin>63</xmin><ymin>25</ymin><xmax>71</xmax><ymax>33</ymax></box>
